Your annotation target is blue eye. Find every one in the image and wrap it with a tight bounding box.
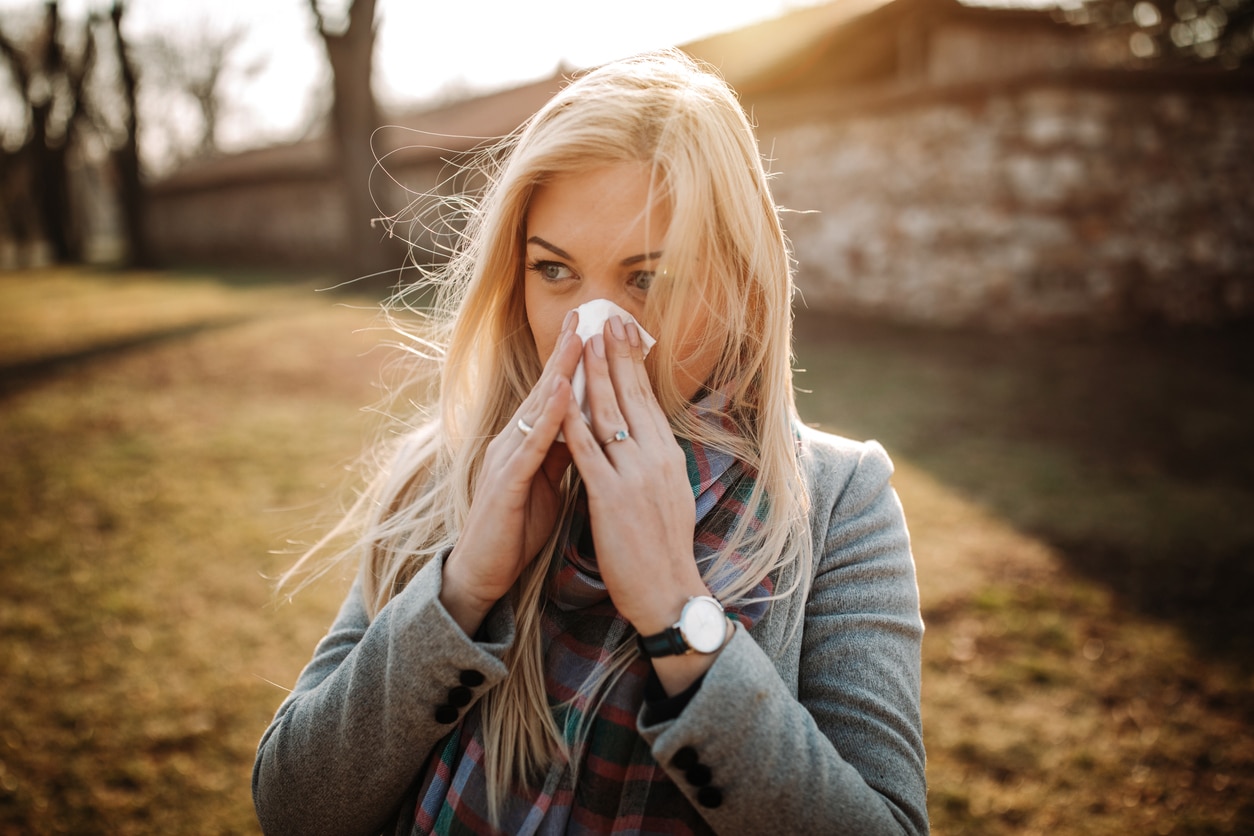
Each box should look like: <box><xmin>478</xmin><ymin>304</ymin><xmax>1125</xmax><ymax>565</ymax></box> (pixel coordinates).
<box><xmin>629</xmin><ymin>271</ymin><xmax>654</xmax><ymax>291</ymax></box>
<box><xmin>529</xmin><ymin>261</ymin><xmax>574</xmax><ymax>281</ymax></box>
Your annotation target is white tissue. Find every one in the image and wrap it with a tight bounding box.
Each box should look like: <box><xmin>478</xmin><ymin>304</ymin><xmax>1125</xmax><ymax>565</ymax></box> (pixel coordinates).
<box><xmin>561</xmin><ymin>299</ymin><xmax>656</xmax><ymax>440</ymax></box>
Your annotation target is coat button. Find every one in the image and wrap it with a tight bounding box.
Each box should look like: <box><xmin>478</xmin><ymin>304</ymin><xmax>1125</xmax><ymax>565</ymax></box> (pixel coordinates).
<box><xmin>433</xmin><ymin>705</ymin><xmax>459</xmax><ymax>724</ymax></box>
<box><xmin>671</xmin><ymin>746</ymin><xmax>698</xmax><ymax>771</ymax></box>
<box><xmin>684</xmin><ymin>763</ymin><xmax>712</xmax><ymax>787</ymax></box>
<box><xmin>696</xmin><ymin>786</ymin><xmax>724</xmax><ymax>809</ymax></box>
<box><xmin>447</xmin><ymin>685</ymin><xmax>473</xmax><ymax>708</ymax></box>
<box><xmin>459</xmin><ymin>669</ymin><xmax>486</xmax><ymax>687</ymax></box>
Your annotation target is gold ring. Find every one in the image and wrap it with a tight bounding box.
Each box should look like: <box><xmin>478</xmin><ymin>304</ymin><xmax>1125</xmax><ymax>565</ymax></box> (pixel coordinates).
<box><xmin>601</xmin><ymin>428</ymin><xmax>630</xmax><ymax>446</ymax></box>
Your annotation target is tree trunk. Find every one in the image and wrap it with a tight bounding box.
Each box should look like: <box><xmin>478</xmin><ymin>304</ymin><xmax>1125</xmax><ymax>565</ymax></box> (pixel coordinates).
<box><xmin>311</xmin><ymin>0</ymin><xmax>398</xmax><ymax>283</ymax></box>
<box><xmin>30</xmin><ymin>3</ymin><xmax>79</xmax><ymax>263</ymax></box>
<box><xmin>109</xmin><ymin>1</ymin><xmax>151</xmax><ymax>267</ymax></box>
<box><xmin>31</xmin><ymin>101</ymin><xmax>78</xmax><ymax>264</ymax></box>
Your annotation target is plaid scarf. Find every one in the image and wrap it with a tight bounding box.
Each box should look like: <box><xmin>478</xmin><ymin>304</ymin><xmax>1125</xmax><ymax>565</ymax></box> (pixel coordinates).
<box><xmin>413</xmin><ymin>392</ymin><xmax>772</xmax><ymax>835</ymax></box>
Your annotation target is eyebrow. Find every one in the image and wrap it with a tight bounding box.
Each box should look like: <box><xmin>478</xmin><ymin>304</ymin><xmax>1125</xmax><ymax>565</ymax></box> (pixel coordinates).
<box><xmin>526</xmin><ymin>236</ymin><xmax>662</xmax><ymax>268</ymax></box>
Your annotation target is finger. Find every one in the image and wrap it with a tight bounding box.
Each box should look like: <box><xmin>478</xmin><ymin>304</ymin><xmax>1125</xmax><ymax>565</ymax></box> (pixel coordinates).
<box><xmin>511</xmin><ymin>312</ymin><xmax>582</xmax><ymax>436</ymax></box>
<box><xmin>582</xmin><ymin>332</ymin><xmax>633</xmax><ymax>449</ymax></box>
<box><xmin>560</xmin><ymin>380</ymin><xmax>619</xmax><ymax>483</ymax></box>
<box><xmin>508</xmin><ymin>373</ymin><xmax>573</xmax><ymax>469</ymax></box>
<box><xmin>622</xmin><ymin>320</ymin><xmax>671</xmax><ymax>438</ymax></box>
<box><xmin>497</xmin><ymin>313</ymin><xmax>580</xmax><ymax>463</ymax></box>
<box><xmin>604</xmin><ymin>317</ymin><xmax>665</xmax><ymax>444</ymax></box>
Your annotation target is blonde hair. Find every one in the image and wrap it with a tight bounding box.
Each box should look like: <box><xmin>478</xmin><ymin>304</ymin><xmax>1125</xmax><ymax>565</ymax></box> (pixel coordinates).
<box><xmin>285</xmin><ymin>48</ymin><xmax>811</xmax><ymax>820</ymax></box>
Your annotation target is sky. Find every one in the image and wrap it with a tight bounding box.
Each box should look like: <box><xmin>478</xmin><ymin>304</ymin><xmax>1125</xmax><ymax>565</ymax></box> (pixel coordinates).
<box><xmin>0</xmin><ymin>0</ymin><xmax>834</xmax><ymax>155</ymax></box>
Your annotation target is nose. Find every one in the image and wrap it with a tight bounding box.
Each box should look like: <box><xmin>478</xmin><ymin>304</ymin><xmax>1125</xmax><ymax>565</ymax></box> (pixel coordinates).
<box><xmin>569</xmin><ymin>274</ymin><xmax>642</xmax><ymax>322</ymax></box>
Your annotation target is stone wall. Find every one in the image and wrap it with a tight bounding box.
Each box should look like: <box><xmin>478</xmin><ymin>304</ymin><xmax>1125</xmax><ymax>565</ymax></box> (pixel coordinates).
<box><xmin>147</xmin><ymin>178</ymin><xmax>347</xmax><ymax>267</ymax></box>
<box><xmin>143</xmin><ymin>68</ymin><xmax>1253</xmax><ymax>330</ymax></box>
<box><xmin>146</xmin><ymin>151</ymin><xmax>459</xmax><ymax>274</ymax></box>
<box><xmin>765</xmin><ymin>75</ymin><xmax>1254</xmax><ymax>329</ymax></box>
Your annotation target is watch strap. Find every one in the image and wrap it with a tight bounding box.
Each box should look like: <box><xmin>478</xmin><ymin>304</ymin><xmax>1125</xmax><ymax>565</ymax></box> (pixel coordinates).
<box><xmin>636</xmin><ymin>625</ymin><xmax>689</xmax><ymax>658</ymax></box>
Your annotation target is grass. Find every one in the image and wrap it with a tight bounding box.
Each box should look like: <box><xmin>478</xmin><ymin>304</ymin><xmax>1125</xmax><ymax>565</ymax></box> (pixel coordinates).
<box><xmin>794</xmin><ymin>314</ymin><xmax>1254</xmax><ymax>834</ymax></box>
<box><xmin>1</xmin><ymin>267</ymin><xmax>1251</xmax><ymax>834</ymax></box>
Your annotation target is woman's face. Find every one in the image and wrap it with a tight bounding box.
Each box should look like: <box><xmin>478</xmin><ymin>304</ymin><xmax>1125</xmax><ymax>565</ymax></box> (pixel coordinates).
<box><xmin>523</xmin><ymin>162</ymin><xmax>717</xmax><ymax>401</ymax></box>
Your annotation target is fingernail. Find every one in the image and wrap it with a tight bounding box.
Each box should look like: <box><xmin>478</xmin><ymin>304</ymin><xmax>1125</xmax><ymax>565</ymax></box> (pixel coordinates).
<box><xmin>562</xmin><ymin>309</ymin><xmax>576</xmax><ymax>331</ymax></box>
<box><xmin>626</xmin><ymin>322</ymin><xmax>641</xmax><ymax>348</ymax></box>
<box><xmin>609</xmin><ymin>315</ymin><xmax>626</xmax><ymax>341</ymax></box>
<box><xmin>591</xmin><ymin>334</ymin><xmax>605</xmax><ymax>358</ymax></box>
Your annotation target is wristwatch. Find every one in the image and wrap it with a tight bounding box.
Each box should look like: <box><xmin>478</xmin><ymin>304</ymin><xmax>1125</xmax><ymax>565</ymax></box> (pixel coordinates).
<box><xmin>636</xmin><ymin>595</ymin><xmax>730</xmax><ymax>658</ymax></box>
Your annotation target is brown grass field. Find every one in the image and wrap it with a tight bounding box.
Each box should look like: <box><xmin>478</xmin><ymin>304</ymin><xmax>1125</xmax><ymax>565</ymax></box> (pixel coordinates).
<box><xmin>0</xmin><ymin>267</ymin><xmax>1250</xmax><ymax>834</ymax></box>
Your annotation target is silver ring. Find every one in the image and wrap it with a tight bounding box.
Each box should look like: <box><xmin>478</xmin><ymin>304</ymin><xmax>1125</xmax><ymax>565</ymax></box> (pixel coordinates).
<box><xmin>517</xmin><ymin>417</ymin><xmax>534</xmax><ymax>435</ymax></box>
<box><xmin>601</xmin><ymin>428</ymin><xmax>629</xmax><ymax>446</ymax></box>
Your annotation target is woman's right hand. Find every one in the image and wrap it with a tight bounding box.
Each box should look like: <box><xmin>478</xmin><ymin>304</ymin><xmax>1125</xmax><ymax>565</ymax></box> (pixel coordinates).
<box><xmin>439</xmin><ymin>311</ymin><xmax>583</xmax><ymax>636</ymax></box>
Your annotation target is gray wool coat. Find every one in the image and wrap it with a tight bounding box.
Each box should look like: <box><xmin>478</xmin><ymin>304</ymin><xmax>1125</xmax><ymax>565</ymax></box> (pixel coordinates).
<box><xmin>253</xmin><ymin>426</ymin><xmax>929</xmax><ymax>835</ymax></box>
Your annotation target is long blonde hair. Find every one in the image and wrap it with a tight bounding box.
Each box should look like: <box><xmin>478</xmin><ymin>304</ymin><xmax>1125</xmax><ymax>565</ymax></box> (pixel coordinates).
<box><xmin>285</xmin><ymin>48</ymin><xmax>811</xmax><ymax>819</ymax></box>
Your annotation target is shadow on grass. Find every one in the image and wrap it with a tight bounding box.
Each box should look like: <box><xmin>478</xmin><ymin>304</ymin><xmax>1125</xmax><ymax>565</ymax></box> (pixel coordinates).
<box><xmin>793</xmin><ymin>311</ymin><xmax>1254</xmax><ymax>672</ymax></box>
<box><xmin>1058</xmin><ymin>539</ymin><xmax>1254</xmax><ymax>667</ymax></box>
<box><xmin>155</xmin><ymin>263</ymin><xmax>421</xmax><ymax>300</ymax></box>
<box><xmin>136</xmin><ymin>264</ymin><xmax>339</xmax><ymax>291</ymax></box>
<box><xmin>0</xmin><ymin>317</ymin><xmax>253</xmax><ymax>400</ymax></box>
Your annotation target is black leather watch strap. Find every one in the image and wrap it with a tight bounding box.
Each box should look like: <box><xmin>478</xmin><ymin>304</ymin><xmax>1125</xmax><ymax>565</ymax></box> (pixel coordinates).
<box><xmin>637</xmin><ymin>626</ymin><xmax>688</xmax><ymax>658</ymax></box>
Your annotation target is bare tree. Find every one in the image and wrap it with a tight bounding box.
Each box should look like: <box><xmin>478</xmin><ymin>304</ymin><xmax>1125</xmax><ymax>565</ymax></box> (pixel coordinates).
<box><xmin>0</xmin><ymin>1</ymin><xmax>97</xmax><ymax>264</ymax></box>
<box><xmin>0</xmin><ymin>0</ymin><xmax>154</xmax><ymax>267</ymax></box>
<box><xmin>308</xmin><ymin>0</ymin><xmax>396</xmax><ymax>281</ymax></box>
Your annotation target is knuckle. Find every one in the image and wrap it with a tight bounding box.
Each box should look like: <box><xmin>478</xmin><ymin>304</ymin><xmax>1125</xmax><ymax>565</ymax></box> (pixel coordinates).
<box><xmin>485</xmin><ymin>433</ymin><xmax>508</xmax><ymax>456</ymax></box>
<box><xmin>570</xmin><ymin>432</ymin><xmax>600</xmax><ymax>458</ymax></box>
<box><xmin>661</xmin><ymin>452</ymin><xmax>686</xmax><ymax>478</ymax></box>
<box><xmin>621</xmin><ymin>469</ymin><xmax>649</xmax><ymax>491</ymax></box>
<box><xmin>666</xmin><ymin>443</ymin><xmax>686</xmax><ymax>466</ymax></box>
<box><xmin>625</xmin><ymin>378</ymin><xmax>651</xmax><ymax>404</ymax></box>
<box><xmin>593</xmin><ymin>403</ymin><xmax>621</xmax><ymax>428</ymax></box>
<box><xmin>613</xmin><ymin>367</ymin><xmax>647</xmax><ymax>400</ymax></box>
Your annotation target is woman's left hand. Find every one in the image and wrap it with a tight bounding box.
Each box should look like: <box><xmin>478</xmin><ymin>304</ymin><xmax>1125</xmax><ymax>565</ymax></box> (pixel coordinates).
<box><xmin>561</xmin><ymin>315</ymin><xmax>714</xmax><ymax>649</ymax></box>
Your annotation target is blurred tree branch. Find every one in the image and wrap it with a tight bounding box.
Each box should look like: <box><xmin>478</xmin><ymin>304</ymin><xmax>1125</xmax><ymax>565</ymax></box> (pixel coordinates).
<box><xmin>138</xmin><ymin>23</ymin><xmax>264</xmax><ymax>165</ymax></box>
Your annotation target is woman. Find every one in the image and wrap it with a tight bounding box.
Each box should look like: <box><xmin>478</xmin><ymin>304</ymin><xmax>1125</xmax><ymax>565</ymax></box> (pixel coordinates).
<box><xmin>253</xmin><ymin>50</ymin><xmax>927</xmax><ymax>835</ymax></box>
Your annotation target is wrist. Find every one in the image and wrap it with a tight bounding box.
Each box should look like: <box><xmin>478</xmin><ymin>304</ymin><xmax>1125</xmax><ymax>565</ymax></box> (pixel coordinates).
<box><xmin>627</xmin><ymin>571</ymin><xmax>711</xmax><ymax>637</ymax></box>
<box><xmin>650</xmin><ymin>620</ymin><xmax>734</xmax><ymax>696</ymax></box>
<box><xmin>440</xmin><ymin>555</ymin><xmax>496</xmax><ymax>637</ymax></box>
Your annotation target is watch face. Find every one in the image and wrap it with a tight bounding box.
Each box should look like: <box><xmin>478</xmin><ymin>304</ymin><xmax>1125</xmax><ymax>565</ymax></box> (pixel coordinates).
<box><xmin>681</xmin><ymin>597</ymin><xmax>726</xmax><ymax>654</ymax></box>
